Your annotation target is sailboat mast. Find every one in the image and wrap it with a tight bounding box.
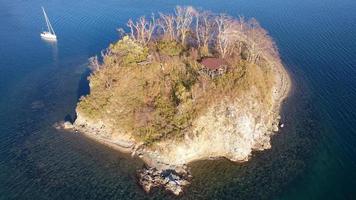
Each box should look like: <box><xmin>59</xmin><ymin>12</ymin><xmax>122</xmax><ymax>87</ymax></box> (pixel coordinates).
<box><xmin>42</xmin><ymin>7</ymin><xmax>51</xmax><ymax>33</ymax></box>
<box><xmin>49</xmin><ymin>20</ymin><xmax>56</xmax><ymax>35</ymax></box>
<box><xmin>41</xmin><ymin>7</ymin><xmax>56</xmax><ymax>35</ymax></box>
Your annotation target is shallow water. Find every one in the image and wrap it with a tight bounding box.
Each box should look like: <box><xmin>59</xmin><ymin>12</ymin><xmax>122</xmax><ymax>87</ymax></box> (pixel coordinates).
<box><xmin>0</xmin><ymin>0</ymin><xmax>355</xmax><ymax>199</ymax></box>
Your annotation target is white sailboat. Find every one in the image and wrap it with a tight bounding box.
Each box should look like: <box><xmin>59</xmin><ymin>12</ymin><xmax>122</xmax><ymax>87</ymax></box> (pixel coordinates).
<box><xmin>40</xmin><ymin>7</ymin><xmax>57</xmax><ymax>41</ymax></box>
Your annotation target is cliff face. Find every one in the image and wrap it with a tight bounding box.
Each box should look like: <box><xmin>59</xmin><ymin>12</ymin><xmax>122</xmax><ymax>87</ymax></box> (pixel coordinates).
<box><xmin>155</xmin><ymin>94</ymin><xmax>274</xmax><ymax>165</ymax></box>
<box><xmin>154</xmin><ymin>62</ymin><xmax>289</xmax><ymax>166</ymax></box>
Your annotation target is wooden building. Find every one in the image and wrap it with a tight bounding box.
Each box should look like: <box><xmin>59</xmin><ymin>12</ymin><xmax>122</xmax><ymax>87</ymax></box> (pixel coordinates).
<box><xmin>199</xmin><ymin>57</ymin><xmax>228</xmax><ymax>78</ymax></box>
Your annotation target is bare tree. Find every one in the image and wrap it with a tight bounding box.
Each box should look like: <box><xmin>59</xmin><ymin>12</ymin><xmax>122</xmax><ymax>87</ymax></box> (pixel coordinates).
<box><xmin>157</xmin><ymin>13</ymin><xmax>177</xmax><ymax>41</ymax></box>
<box><xmin>228</xmin><ymin>16</ymin><xmax>248</xmax><ymax>56</ymax></box>
<box><xmin>174</xmin><ymin>6</ymin><xmax>195</xmax><ymax>45</ymax></box>
<box><xmin>121</xmin><ymin>6</ymin><xmax>278</xmax><ymax>65</ymax></box>
<box><xmin>215</xmin><ymin>14</ymin><xmax>235</xmax><ymax>58</ymax></box>
<box><xmin>117</xmin><ymin>28</ymin><xmax>126</xmax><ymax>38</ymax></box>
<box><xmin>244</xmin><ymin>18</ymin><xmax>275</xmax><ymax>64</ymax></box>
<box><xmin>127</xmin><ymin>15</ymin><xmax>156</xmax><ymax>45</ymax></box>
<box><xmin>89</xmin><ymin>56</ymin><xmax>101</xmax><ymax>71</ymax></box>
<box><xmin>195</xmin><ymin>11</ymin><xmax>215</xmax><ymax>54</ymax></box>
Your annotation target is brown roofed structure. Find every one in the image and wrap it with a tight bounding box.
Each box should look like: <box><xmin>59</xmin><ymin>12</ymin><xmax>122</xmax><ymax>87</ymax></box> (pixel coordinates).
<box><xmin>200</xmin><ymin>57</ymin><xmax>227</xmax><ymax>70</ymax></box>
<box><xmin>199</xmin><ymin>57</ymin><xmax>228</xmax><ymax>78</ymax></box>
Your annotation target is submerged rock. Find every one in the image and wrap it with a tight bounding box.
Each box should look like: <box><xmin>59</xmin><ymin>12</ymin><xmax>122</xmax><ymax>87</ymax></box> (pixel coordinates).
<box><xmin>31</xmin><ymin>100</ymin><xmax>45</xmax><ymax>110</ymax></box>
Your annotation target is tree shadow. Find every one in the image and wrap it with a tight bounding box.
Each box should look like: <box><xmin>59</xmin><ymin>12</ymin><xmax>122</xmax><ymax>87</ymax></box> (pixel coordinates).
<box><xmin>63</xmin><ymin>67</ymin><xmax>91</xmax><ymax>123</ymax></box>
<box><xmin>76</xmin><ymin>68</ymin><xmax>91</xmax><ymax>101</ymax></box>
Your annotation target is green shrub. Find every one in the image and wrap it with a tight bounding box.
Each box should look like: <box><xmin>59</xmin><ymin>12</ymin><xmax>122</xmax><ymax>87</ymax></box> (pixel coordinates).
<box><xmin>109</xmin><ymin>36</ymin><xmax>148</xmax><ymax>65</ymax></box>
<box><xmin>156</xmin><ymin>40</ymin><xmax>184</xmax><ymax>56</ymax></box>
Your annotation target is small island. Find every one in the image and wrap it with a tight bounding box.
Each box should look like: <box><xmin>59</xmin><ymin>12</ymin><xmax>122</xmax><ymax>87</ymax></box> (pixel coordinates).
<box><xmin>66</xmin><ymin>6</ymin><xmax>290</xmax><ymax>195</ymax></box>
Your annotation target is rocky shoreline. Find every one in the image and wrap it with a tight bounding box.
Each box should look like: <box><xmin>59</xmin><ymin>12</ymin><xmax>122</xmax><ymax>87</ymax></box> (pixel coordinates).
<box><xmin>57</xmin><ymin>7</ymin><xmax>294</xmax><ymax>195</ymax></box>
<box><xmin>57</xmin><ymin>60</ymin><xmax>291</xmax><ymax>195</ymax></box>
<box><xmin>55</xmin><ymin>120</ymin><xmax>193</xmax><ymax>195</ymax></box>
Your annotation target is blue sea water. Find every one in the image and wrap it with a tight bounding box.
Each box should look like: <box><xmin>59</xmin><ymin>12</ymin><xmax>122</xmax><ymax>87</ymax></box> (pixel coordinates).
<box><xmin>0</xmin><ymin>0</ymin><xmax>355</xmax><ymax>199</ymax></box>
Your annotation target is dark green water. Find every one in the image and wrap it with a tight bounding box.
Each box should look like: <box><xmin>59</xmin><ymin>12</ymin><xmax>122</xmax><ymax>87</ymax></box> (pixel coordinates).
<box><xmin>0</xmin><ymin>0</ymin><xmax>355</xmax><ymax>199</ymax></box>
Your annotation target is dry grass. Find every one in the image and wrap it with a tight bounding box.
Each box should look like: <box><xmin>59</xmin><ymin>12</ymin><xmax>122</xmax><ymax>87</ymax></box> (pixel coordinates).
<box><xmin>78</xmin><ymin>30</ymin><xmax>277</xmax><ymax>145</ymax></box>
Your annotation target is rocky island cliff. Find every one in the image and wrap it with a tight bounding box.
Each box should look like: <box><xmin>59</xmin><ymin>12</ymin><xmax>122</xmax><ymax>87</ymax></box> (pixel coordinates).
<box><xmin>67</xmin><ymin>7</ymin><xmax>290</xmax><ymax>195</ymax></box>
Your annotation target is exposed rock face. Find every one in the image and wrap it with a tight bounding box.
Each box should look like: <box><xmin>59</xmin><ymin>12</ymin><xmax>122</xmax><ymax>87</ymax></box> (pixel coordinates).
<box><xmin>150</xmin><ymin>61</ymin><xmax>290</xmax><ymax>165</ymax></box>
<box><xmin>155</xmin><ymin>96</ymin><xmax>275</xmax><ymax>165</ymax></box>
<box><xmin>73</xmin><ymin>114</ymin><xmax>135</xmax><ymax>153</ymax></box>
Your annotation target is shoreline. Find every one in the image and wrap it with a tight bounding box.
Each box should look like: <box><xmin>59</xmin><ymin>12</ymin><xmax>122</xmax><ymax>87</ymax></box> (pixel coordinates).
<box><xmin>60</xmin><ymin>59</ymin><xmax>292</xmax><ymax>196</ymax></box>
<box><xmin>73</xmin><ymin>126</ymin><xmax>185</xmax><ymax>171</ymax></box>
<box><xmin>77</xmin><ymin>130</ymin><xmax>134</xmax><ymax>154</ymax></box>
<box><xmin>66</xmin><ymin>61</ymin><xmax>292</xmax><ymax>170</ymax></box>
<box><xmin>273</xmin><ymin>62</ymin><xmax>292</xmax><ymax>115</ymax></box>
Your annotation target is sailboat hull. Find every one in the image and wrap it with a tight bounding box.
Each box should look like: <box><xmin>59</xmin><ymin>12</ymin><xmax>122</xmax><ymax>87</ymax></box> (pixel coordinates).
<box><xmin>41</xmin><ymin>31</ymin><xmax>57</xmax><ymax>41</ymax></box>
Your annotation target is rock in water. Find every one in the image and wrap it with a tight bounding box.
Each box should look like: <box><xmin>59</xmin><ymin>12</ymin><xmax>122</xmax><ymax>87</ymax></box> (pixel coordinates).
<box><xmin>53</xmin><ymin>121</ymin><xmax>74</xmax><ymax>130</ymax></box>
<box><xmin>137</xmin><ymin>167</ymin><xmax>190</xmax><ymax>195</ymax></box>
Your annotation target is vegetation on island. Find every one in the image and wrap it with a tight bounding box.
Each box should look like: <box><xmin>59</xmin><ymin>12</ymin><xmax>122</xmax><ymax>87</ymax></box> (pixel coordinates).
<box><xmin>77</xmin><ymin>6</ymin><xmax>280</xmax><ymax>145</ymax></box>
